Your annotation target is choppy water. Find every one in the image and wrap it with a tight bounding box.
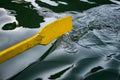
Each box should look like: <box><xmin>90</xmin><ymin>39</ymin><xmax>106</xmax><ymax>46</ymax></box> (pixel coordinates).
<box><xmin>0</xmin><ymin>0</ymin><xmax>120</xmax><ymax>80</ymax></box>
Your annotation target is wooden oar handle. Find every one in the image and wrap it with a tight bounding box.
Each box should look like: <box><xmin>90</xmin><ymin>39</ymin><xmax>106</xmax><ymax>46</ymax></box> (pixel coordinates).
<box><xmin>0</xmin><ymin>35</ymin><xmax>39</xmax><ymax>63</ymax></box>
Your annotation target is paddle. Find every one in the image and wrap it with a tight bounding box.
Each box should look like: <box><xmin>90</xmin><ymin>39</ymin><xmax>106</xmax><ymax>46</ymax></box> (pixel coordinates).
<box><xmin>0</xmin><ymin>16</ymin><xmax>72</xmax><ymax>63</ymax></box>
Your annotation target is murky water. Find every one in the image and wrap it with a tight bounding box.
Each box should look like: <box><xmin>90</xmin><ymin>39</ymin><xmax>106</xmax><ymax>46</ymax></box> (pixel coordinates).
<box><xmin>0</xmin><ymin>0</ymin><xmax>120</xmax><ymax>80</ymax></box>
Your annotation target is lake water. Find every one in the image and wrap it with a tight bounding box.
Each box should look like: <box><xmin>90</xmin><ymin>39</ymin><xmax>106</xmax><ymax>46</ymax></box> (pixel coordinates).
<box><xmin>0</xmin><ymin>0</ymin><xmax>120</xmax><ymax>80</ymax></box>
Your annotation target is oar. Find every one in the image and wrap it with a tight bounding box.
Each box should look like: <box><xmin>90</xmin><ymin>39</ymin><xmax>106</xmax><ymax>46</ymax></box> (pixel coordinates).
<box><xmin>0</xmin><ymin>16</ymin><xmax>72</xmax><ymax>63</ymax></box>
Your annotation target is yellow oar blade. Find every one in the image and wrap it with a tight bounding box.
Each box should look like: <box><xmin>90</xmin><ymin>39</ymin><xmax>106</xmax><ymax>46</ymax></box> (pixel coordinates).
<box><xmin>0</xmin><ymin>16</ymin><xmax>72</xmax><ymax>63</ymax></box>
<box><xmin>37</xmin><ymin>16</ymin><xmax>72</xmax><ymax>45</ymax></box>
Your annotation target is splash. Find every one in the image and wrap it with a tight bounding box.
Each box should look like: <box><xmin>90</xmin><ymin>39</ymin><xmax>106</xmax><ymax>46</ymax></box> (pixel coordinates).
<box><xmin>58</xmin><ymin>4</ymin><xmax>120</xmax><ymax>55</ymax></box>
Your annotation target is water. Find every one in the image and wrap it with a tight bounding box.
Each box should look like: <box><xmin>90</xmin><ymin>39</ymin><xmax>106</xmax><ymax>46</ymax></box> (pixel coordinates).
<box><xmin>0</xmin><ymin>0</ymin><xmax>120</xmax><ymax>80</ymax></box>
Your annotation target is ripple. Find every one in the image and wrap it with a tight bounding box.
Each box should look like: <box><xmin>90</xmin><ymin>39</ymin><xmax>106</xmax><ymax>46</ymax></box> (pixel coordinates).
<box><xmin>110</xmin><ymin>0</ymin><xmax>120</xmax><ymax>5</ymax></box>
<box><xmin>0</xmin><ymin>8</ymin><xmax>18</xmax><ymax>30</ymax></box>
<box><xmin>80</xmin><ymin>0</ymin><xmax>96</xmax><ymax>4</ymax></box>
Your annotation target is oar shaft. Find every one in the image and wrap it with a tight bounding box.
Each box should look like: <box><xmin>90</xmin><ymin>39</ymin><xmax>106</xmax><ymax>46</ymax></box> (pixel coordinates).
<box><xmin>0</xmin><ymin>35</ymin><xmax>39</xmax><ymax>63</ymax></box>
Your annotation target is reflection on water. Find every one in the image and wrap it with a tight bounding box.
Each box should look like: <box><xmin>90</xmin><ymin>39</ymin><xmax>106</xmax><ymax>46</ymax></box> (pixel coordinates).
<box><xmin>0</xmin><ymin>8</ymin><xmax>18</xmax><ymax>29</ymax></box>
<box><xmin>110</xmin><ymin>0</ymin><xmax>120</xmax><ymax>4</ymax></box>
<box><xmin>0</xmin><ymin>33</ymin><xmax>9</xmax><ymax>50</ymax></box>
<box><xmin>0</xmin><ymin>0</ymin><xmax>120</xmax><ymax>80</ymax></box>
<box><xmin>1</xmin><ymin>0</ymin><xmax>44</xmax><ymax>28</ymax></box>
<box><xmin>40</xmin><ymin>0</ymin><xmax>68</xmax><ymax>6</ymax></box>
<box><xmin>80</xmin><ymin>0</ymin><xmax>96</xmax><ymax>4</ymax></box>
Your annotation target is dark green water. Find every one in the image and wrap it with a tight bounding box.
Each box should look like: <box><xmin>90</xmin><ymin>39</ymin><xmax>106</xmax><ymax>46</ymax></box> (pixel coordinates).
<box><xmin>0</xmin><ymin>0</ymin><xmax>120</xmax><ymax>80</ymax></box>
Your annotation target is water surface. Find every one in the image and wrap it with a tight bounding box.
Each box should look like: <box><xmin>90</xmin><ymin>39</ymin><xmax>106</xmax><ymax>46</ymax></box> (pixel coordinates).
<box><xmin>0</xmin><ymin>0</ymin><xmax>120</xmax><ymax>80</ymax></box>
